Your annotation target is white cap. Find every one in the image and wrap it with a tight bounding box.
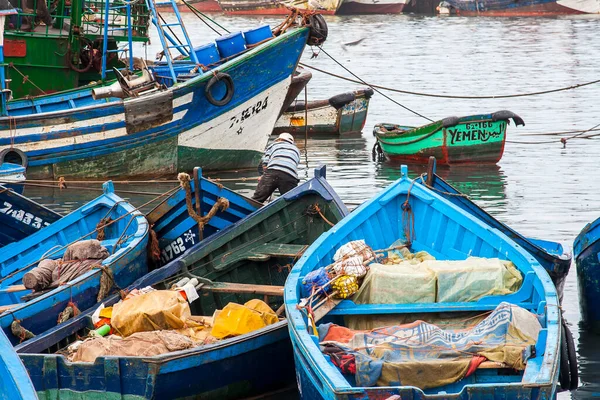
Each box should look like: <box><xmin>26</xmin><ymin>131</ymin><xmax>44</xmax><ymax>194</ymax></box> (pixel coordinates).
<box><xmin>278</xmin><ymin>132</ymin><xmax>294</xmax><ymax>144</ymax></box>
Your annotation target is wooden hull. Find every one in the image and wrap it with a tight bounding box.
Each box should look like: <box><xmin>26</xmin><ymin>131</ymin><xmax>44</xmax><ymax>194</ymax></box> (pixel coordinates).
<box><xmin>427</xmin><ymin>172</ymin><xmax>570</xmax><ymax>301</ymax></box>
<box><xmin>146</xmin><ymin>168</ymin><xmax>261</xmax><ymax>267</ymax></box>
<box><xmin>0</xmin><ymin>185</ymin><xmax>61</xmax><ymax>248</ymax></box>
<box><xmin>0</xmin><ymin>182</ymin><xmax>149</xmax><ymax>347</ymax></box>
<box><xmin>336</xmin><ymin>0</ymin><xmax>407</xmax><ymax>14</ymax></box>
<box><xmin>279</xmin><ymin>66</ymin><xmax>313</xmax><ymax>117</ymax></box>
<box><xmin>157</xmin><ymin>0</ymin><xmax>222</xmax><ymax>12</ymax></box>
<box><xmin>374</xmin><ymin>111</ymin><xmax>524</xmax><ymax>165</ymax></box>
<box><xmin>574</xmin><ymin>217</ymin><xmax>600</xmax><ymax>331</ymax></box>
<box><xmin>17</xmin><ymin>166</ymin><xmax>349</xmax><ymax>399</ymax></box>
<box><xmin>285</xmin><ymin>165</ymin><xmax>560</xmax><ymax>398</ymax></box>
<box><xmin>0</xmin><ymin>329</ymin><xmax>37</xmax><ymax>400</ymax></box>
<box><xmin>218</xmin><ymin>0</ymin><xmax>339</xmax><ymax>14</ymax></box>
<box><xmin>0</xmin><ymin>28</ymin><xmax>310</xmax><ymax>179</ymax></box>
<box><xmin>439</xmin><ymin>0</ymin><xmax>600</xmax><ymax>15</ymax></box>
<box><xmin>274</xmin><ymin>88</ymin><xmax>373</xmax><ymax>135</ymax></box>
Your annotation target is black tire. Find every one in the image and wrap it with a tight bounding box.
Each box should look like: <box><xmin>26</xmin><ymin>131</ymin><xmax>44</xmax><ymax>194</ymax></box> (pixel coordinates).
<box><xmin>0</xmin><ymin>148</ymin><xmax>28</xmax><ymax>169</ymax></box>
<box><xmin>563</xmin><ymin>319</ymin><xmax>579</xmax><ymax>390</ymax></box>
<box><xmin>307</xmin><ymin>14</ymin><xmax>328</xmax><ymax>46</ymax></box>
<box><xmin>559</xmin><ymin>321</ymin><xmax>571</xmax><ymax>390</ymax></box>
<box><xmin>205</xmin><ymin>72</ymin><xmax>234</xmax><ymax>107</ymax></box>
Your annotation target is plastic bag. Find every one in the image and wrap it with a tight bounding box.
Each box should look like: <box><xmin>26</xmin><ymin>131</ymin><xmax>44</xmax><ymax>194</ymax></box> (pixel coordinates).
<box><xmin>211</xmin><ymin>299</ymin><xmax>278</xmax><ymax>339</ymax></box>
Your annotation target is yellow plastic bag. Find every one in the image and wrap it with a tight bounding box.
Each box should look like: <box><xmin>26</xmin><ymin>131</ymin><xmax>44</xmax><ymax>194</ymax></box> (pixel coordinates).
<box><xmin>111</xmin><ymin>290</ymin><xmax>191</xmax><ymax>337</ymax></box>
<box><xmin>211</xmin><ymin>299</ymin><xmax>278</xmax><ymax>339</ymax></box>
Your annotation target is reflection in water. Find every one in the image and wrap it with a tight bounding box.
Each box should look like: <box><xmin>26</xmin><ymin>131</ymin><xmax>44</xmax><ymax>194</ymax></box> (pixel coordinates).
<box><xmin>572</xmin><ymin>327</ymin><xmax>600</xmax><ymax>398</ymax></box>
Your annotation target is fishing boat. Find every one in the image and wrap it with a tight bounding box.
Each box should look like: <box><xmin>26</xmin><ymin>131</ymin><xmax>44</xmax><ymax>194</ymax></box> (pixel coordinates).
<box><xmin>335</xmin><ymin>0</ymin><xmax>408</xmax><ymax>13</ymax></box>
<box><xmin>0</xmin><ymin>1</ymin><xmax>323</xmax><ymax>178</ymax></box>
<box><xmin>0</xmin><ymin>162</ymin><xmax>26</xmax><ymax>193</ymax></box>
<box><xmin>146</xmin><ymin>167</ymin><xmax>261</xmax><ymax>267</ymax></box>
<box><xmin>373</xmin><ymin>111</ymin><xmax>524</xmax><ymax>165</ymax></box>
<box><xmin>0</xmin><ymin>181</ymin><xmax>149</xmax><ymax>346</ymax></box>
<box><xmin>280</xmin><ymin>65</ymin><xmax>313</xmax><ymax>117</ymax></box>
<box><xmin>17</xmin><ymin>166</ymin><xmax>349</xmax><ymax>399</ymax></box>
<box><xmin>0</xmin><ymin>185</ymin><xmax>61</xmax><ymax>248</ymax></box>
<box><xmin>423</xmin><ymin>158</ymin><xmax>571</xmax><ymax>299</ymax></box>
<box><xmin>437</xmin><ymin>0</ymin><xmax>600</xmax><ymax>15</ymax></box>
<box><xmin>0</xmin><ymin>330</ymin><xmax>37</xmax><ymax>400</ymax></box>
<box><xmin>157</xmin><ymin>0</ymin><xmax>222</xmax><ymax>12</ymax></box>
<box><xmin>274</xmin><ymin>87</ymin><xmax>373</xmax><ymax>136</ymax></box>
<box><xmin>285</xmin><ymin>165</ymin><xmax>564</xmax><ymax>398</ymax></box>
<box><xmin>574</xmin><ymin>217</ymin><xmax>600</xmax><ymax>331</ymax></box>
<box><xmin>218</xmin><ymin>0</ymin><xmax>339</xmax><ymax>14</ymax></box>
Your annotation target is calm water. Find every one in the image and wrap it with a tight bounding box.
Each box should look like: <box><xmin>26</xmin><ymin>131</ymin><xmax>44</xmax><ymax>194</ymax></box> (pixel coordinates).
<box><xmin>20</xmin><ymin>14</ymin><xmax>600</xmax><ymax>396</ymax></box>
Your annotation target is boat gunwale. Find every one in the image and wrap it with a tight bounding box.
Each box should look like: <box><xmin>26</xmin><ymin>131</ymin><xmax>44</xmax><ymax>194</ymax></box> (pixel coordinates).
<box><xmin>285</xmin><ymin>166</ymin><xmax>560</xmax><ymax>395</ymax></box>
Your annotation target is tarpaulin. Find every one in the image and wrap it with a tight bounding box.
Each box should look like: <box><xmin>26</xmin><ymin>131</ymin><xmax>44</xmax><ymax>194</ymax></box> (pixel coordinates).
<box><xmin>319</xmin><ymin>302</ymin><xmax>541</xmax><ymax>389</ymax></box>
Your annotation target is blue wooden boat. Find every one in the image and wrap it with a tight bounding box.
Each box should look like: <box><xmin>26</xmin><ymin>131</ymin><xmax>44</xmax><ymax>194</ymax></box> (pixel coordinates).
<box><xmin>0</xmin><ymin>185</ymin><xmax>61</xmax><ymax>248</ymax></box>
<box><xmin>0</xmin><ymin>329</ymin><xmax>37</xmax><ymax>400</ymax></box>
<box><xmin>285</xmin><ymin>165</ymin><xmax>561</xmax><ymax>399</ymax></box>
<box><xmin>0</xmin><ymin>11</ymin><xmax>322</xmax><ymax>179</ymax></box>
<box><xmin>0</xmin><ymin>181</ymin><xmax>149</xmax><ymax>346</ymax></box>
<box><xmin>16</xmin><ymin>166</ymin><xmax>348</xmax><ymax>399</ymax></box>
<box><xmin>574</xmin><ymin>217</ymin><xmax>600</xmax><ymax>332</ymax></box>
<box><xmin>0</xmin><ymin>162</ymin><xmax>26</xmax><ymax>194</ymax></box>
<box><xmin>423</xmin><ymin>160</ymin><xmax>571</xmax><ymax>300</ymax></box>
<box><xmin>146</xmin><ymin>168</ymin><xmax>261</xmax><ymax>267</ymax></box>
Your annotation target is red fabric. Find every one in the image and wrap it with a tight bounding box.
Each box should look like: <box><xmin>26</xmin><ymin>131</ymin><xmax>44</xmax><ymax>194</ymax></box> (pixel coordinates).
<box><xmin>322</xmin><ymin>325</ymin><xmax>360</xmax><ymax>343</ymax></box>
<box><xmin>330</xmin><ymin>352</ymin><xmax>356</xmax><ymax>375</ymax></box>
<box><xmin>465</xmin><ymin>355</ymin><xmax>487</xmax><ymax>377</ymax></box>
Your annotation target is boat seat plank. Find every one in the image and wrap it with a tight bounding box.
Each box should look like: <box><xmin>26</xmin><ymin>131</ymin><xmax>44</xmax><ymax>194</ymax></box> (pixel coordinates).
<box><xmin>6</xmin><ymin>285</ymin><xmax>26</xmax><ymax>293</ymax></box>
<box><xmin>0</xmin><ymin>304</ymin><xmax>16</xmax><ymax>313</ymax></box>
<box><xmin>201</xmin><ymin>282</ymin><xmax>284</xmax><ymax>297</ymax></box>
<box><xmin>326</xmin><ymin>301</ymin><xmax>535</xmax><ymax>316</ymax></box>
<box><xmin>213</xmin><ymin>243</ymin><xmax>306</xmax><ymax>271</ymax></box>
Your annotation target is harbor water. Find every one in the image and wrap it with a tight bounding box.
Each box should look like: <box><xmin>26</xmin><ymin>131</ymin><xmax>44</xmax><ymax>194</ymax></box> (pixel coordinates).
<box><xmin>21</xmin><ymin>14</ymin><xmax>600</xmax><ymax>396</ymax></box>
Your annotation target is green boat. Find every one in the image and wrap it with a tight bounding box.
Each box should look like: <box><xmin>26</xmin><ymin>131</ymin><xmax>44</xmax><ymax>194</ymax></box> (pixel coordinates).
<box><xmin>16</xmin><ymin>166</ymin><xmax>349</xmax><ymax>399</ymax></box>
<box><xmin>373</xmin><ymin>111</ymin><xmax>524</xmax><ymax>165</ymax></box>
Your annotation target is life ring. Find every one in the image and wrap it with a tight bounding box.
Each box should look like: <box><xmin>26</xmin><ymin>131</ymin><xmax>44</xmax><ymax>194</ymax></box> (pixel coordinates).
<box><xmin>0</xmin><ymin>148</ymin><xmax>28</xmax><ymax>169</ymax></box>
<box><xmin>205</xmin><ymin>72</ymin><xmax>234</xmax><ymax>107</ymax></box>
<box><xmin>307</xmin><ymin>14</ymin><xmax>328</xmax><ymax>46</ymax></box>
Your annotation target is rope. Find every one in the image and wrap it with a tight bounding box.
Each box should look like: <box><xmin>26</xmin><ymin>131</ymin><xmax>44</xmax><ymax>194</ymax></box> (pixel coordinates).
<box><xmin>311</xmin><ymin>204</ymin><xmax>334</xmax><ymax>227</ymax></box>
<box><xmin>148</xmin><ymin>228</ymin><xmax>161</xmax><ymax>264</ymax></box>
<box><xmin>177</xmin><ymin>173</ymin><xmax>230</xmax><ymax>231</ymax></box>
<box><xmin>416</xmin><ymin>174</ymin><xmax>469</xmax><ymax>198</ymax></box>
<box><xmin>316</xmin><ymin>47</ymin><xmax>433</xmax><ymax>122</ymax></box>
<box><xmin>299</xmin><ymin>63</ymin><xmax>600</xmax><ymax>100</ymax></box>
<box><xmin>506</xmin><ymin>121</ymin><xmax>600</xmax><ymax>147</ymax></box>
<box><xmin>0</xmin><ymin>180</ymin><xmax>175</xmax><ymax>196</ymax></box>
<box><xmin>95</xmin><ymin>217</ymin><xmax>112</xmax><ymax>241</ymax></box>
<box><xmin>93</xmin><ymin>263</ymin><xmax>122</xmax><ymax>302</ymax></box>
<box><xmin>402</xmin><ymin>180</ymin><xmax>417</xmax><ymax>246</ymax></box>
<box><xmin>57</xmin><ymin>302</ymin><xmax>80</xmax><ymax>324</ymax></box>
<box><xmin>8</xmin><ymin>63</ymin><xmax>48</xmax><ymax>95</ymax></box>
<box><xmin>182</xmin><ymin>0</ymin><xmax>228</xmax><ymax>35</ymax></box>
<box><xmin>11</xmin><ymin>320</ymin><xmax>34</xmax><ymax>342</ymax></box>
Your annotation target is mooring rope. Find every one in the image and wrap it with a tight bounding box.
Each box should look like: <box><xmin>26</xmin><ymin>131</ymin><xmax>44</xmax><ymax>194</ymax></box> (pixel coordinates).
<box><xmin>300</xmin><ymin>62</ymin><xmax>600</xmax><ymax>100</ymax></box>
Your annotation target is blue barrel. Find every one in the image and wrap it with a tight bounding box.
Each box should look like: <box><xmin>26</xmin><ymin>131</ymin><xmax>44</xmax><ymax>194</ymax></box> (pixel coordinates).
<box><xmin>193</xmin><ymin>43</ymin><xmax>220</xmax><ymax>67</ymax></box>
<box><xmin>243</xmin><ymin>25</ymin><xmax>273</xmax><ymax>46</ymax></box>
<box><xmin>215</xmin><ymin>32</ymin><xmax>246</xmax><ymax>58</ymax></box>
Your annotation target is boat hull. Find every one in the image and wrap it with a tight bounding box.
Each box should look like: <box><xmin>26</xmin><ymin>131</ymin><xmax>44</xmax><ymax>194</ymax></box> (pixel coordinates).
<box><xmin>374</xmin><ymin>112</ymin><xmax>523</xmax><ymax>165</ymax></box>
<box><xmin>1</xmin><ymin>28</ymin><xmax>309</xmax><ymax>179</ymax></box>
<box><xmin>17</xmin><ymin>166</ymin><xmax>349</xmax><ymax>399</ymax></box>
<box><xmin>157</xmin><ymin>0</ymin><xmax>222</xmax><ymax>12</ymax></box>
<box><xmin>336</xmin><ymin>0</ymin><xmax>407</xmax><ymax>14</ymax></box>
<box><xmin>218</xmin><ymin>0</ymin><xmax>338</xmax><ymax>14</ymax></box>
<box><xmin>441</xmin><ymin>0</ymin><xmax>600</xmax><ymax>15</ymax></box>
<box><xmin>574</xmin><ymin>217</ymin><xmax>600</xmax><ymax>331</ymax></box>
<box><xmin>274</xmin><ymin>88</ymin><xmax>372</xmax><ymax>135</ymax></box>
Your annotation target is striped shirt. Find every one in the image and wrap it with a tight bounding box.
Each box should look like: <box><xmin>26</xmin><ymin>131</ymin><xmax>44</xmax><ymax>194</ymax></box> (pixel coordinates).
<box><xmin>262</xmin><ymin>140</ymin><xmax>300</xmax><ymax>179</ymax></box>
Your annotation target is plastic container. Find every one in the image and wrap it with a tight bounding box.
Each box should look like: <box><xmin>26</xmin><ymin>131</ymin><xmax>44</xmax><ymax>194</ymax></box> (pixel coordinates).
<box><xmin>243</xmin><ymin>25</ymin><xmax>273</xmax><ymax>46</ymax></box>
<box><xmin>193</xmin><ymin>43</ymin><xmax>220</xmax><ymax>67</ymax></box>
<box><xmin>215</xmin><ymin>32</ymin><xmax>246</xmax><ymax>58</ymax></box>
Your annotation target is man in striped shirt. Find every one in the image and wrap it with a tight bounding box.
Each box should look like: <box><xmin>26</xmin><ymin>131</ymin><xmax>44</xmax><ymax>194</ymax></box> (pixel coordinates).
<box><xmin>252</xmin><ymin>132</ymin><xmax>300</xmax><ymax>203</ymax></box>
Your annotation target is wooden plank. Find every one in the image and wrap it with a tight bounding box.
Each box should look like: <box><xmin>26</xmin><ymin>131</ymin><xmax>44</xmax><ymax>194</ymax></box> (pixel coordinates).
<box><xmin>6</xmin><ymin>285</ymin><xmax>26</xmax><ymax>293</ymax></box>
<box><xmin>256</xmin><ymin>243</ymin><xmax>307</xmax><ymax>257</ymax></box>
<box><xmin>479</xmin><ymin>361</ymin><xmax>509</xmax><ymax>369</ymax></box>
<box><xmin>0</xmin><ymin>304</ymin><xmax>16</xmax><ymax>313</ymax></box>
<box><xmin>202</xmin><ymin>282</ymin><xmax>284</xmax><ymax>297</ymax></box>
